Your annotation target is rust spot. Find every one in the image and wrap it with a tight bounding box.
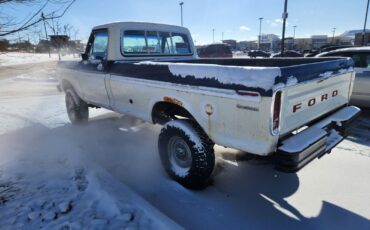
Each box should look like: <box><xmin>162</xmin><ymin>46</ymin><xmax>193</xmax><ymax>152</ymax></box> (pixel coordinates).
<box><xmin>207</xmin><ymin>114</ymin><xmax>212</xmax><ymax>137</ymax></box>
<box><xmin>163</xmin><ymin>96</ymin><xmax>183</xmax><ymax>107</ymax></box>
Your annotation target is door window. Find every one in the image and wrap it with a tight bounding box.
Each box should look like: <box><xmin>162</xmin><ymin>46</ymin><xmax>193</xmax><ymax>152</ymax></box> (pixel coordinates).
<box><xmin>91</xmin><ymin>31</ymin><xmax>108</xmax><ymax>60</ymax></box>
<box><xmin>170</xmin><ymin>33</ymin><xmax>191</xmax><ymax>54</ymax></box>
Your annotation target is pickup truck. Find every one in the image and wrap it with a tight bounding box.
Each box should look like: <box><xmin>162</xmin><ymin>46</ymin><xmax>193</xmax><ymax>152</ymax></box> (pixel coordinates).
<box><xmin>57</xmin><ymin>22</ymin><xmax>360</xmax><ymax>189</ymax></box>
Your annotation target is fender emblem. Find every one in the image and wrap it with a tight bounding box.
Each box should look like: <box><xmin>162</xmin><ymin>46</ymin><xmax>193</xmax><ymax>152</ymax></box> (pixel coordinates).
<box><xmin>237</xmin><ymin>104</ymin><xmax>259</xmax><ymax>112</ymax></box>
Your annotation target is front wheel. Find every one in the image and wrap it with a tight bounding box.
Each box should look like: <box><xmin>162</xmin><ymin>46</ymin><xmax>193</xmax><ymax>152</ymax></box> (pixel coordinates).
<box><xmin>158</xmin><ymin>119</ymin><xmax>215</xmax><ymax>189</ymax></box>
<box><xmin>65</xmin><ymin>90</ymin><xmax>89</xmax><ymax>124</ymax></box>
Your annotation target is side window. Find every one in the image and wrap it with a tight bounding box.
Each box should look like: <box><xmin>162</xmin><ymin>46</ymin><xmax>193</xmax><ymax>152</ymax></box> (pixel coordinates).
<box><xmin>170</xmin><ymin>33</ymin><xmax>191</xmax><ymax>54</ymax></box>
<box><xmin>122</xmin><ymin>30</ymin><xmax>146</xmax><ymax>54</ymax></box>
<box><xmin>91</xmin><ymin>31</ymin><xmax>108</xmax><ymax>60</ymax></box>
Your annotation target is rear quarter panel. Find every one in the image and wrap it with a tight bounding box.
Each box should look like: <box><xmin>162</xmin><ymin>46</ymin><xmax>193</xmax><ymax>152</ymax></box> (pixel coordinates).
<box><xmin>108</xmin><ymin>74</ymin><xmax>278</xmax><ymax>155</ymax></box>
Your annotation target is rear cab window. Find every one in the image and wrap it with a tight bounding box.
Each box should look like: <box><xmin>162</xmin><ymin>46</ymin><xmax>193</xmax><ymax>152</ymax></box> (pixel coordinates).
<box><xmin>121</xmin><ymin>30</ymin><xmax>192</xmax><ymax>56</ymax></box>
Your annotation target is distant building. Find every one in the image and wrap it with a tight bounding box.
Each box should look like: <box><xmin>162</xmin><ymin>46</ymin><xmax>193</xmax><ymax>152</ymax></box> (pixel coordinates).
<box><xmin>259</xmin><ymin>34</ymin><xmax>280</xmax><ymax>51</ymax></box>
<box><xmin>237</xmin><ymin>40</ymin><xmax>257</xmax><ymax>51</ymax></box>
<box><xmin>355</xmin><ymin>32</ymin><xmax>370</xmax><ymax>46</ymax></box>
<box><xmin>311</xmin><ymin>35</ymin><xmax>328</xmax><ymax>49</ymax></box>
<box><xmin>294</xmin><ymin>38</ymin><xmax>312</xmax><ymax>51</ymax></box>
<box><xmin>282</xmin><ymin>37</ymin><xmax>294</xmax><ymax>50</ymax></box>
<box><xmin>36</xmin><ymin>39</ymin><xmax>51</xmax><ymax>53</ymax></box>
<box><xmin>0</xmin><ymin>38</ymin><xmax>9</xmax><ymax>51</ymax></box>
<box><xmin>342</xmin><ymin>29</ymin><xmax>370</xmax><ymax>38</ymax></box>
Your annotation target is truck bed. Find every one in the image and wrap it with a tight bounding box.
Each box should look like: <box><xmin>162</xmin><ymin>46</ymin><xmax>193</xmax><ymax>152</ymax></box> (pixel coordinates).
<box><xmin>109</xmin><ymin>57</ymin><xmax>354</xmax><ymax>97</ymax></box>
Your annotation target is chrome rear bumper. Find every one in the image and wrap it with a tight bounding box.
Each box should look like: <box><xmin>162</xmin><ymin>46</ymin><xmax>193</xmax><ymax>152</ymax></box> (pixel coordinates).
<box><xmin>275</xmin><ymin>106</ymin><xmax>361</xmax><ymax>172</ymax></box>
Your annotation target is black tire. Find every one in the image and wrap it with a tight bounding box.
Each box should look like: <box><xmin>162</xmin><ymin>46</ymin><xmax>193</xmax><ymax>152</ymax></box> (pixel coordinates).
<box><xmin>65</xmin><ymin>89</ymin><xmax>89</xmax><ymax>124</ymax></box>
<box><xmin>158</xmin><ymin>119</ymin><xmax>215</xmax><ymax>189</ymax></box>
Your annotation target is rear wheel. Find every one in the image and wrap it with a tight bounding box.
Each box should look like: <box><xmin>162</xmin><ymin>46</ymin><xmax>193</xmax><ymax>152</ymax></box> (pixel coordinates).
<box><xmin>65</xmin><ymin>90</ymin><xmax>89</xmax><ymax>124</ymax></box>
<box><xmin>158</xmin><ymin>119</ymin><xmax>215</xmax><ymax>189</ymax></box>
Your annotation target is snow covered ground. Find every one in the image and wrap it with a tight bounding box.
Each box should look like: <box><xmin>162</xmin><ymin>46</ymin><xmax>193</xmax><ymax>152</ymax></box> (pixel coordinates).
<box><xmin>0</xmin><ymin>52</ymin><xmax>77</xmax><ymax>67</ymax></box>
<box><xmin>0</xmin><ymin>61</ymin><xmax>370</xmax><ymax>229</ymax></box>
<box><xmin>0</xmin><ymin>63</ymin><xmax>180</xmax><ymax>229</ymax></box>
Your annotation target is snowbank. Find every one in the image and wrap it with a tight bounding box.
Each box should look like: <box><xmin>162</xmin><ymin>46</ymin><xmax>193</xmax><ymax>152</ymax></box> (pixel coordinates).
<box><xmin>0</xmin><ymin>52</ymin><xmax>78</xmax><ymax>67</ymax></box>
<box><xmin>0</xmin><ymin>138</ymin><xmax>180</xmax><ymax>229</ymax></box>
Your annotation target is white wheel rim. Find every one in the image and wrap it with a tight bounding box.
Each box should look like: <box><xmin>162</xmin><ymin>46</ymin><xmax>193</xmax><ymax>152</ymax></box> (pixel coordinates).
<box><xmin>167</xmin><ymin>136</ymin><xmax>192</xmax><ymax>177</ymax></box>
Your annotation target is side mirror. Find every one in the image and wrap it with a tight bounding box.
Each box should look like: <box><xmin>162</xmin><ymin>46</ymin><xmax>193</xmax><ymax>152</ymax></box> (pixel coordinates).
<box><xmin>81</xmin><ymin>53</ymin><xmax>88</xmax><ymax>61</ymax></box>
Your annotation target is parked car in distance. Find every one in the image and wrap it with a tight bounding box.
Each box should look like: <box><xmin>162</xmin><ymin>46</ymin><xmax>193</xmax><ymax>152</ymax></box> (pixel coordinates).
<box><xmin>320</xmin><ymin>45</ymin><xmax>359</xmax><ymax>53</ymax></box>
<box><xmin>272</xmin><ymin>50</ymin><xmax>303</xmax><ymax>57</ymax></box>
<box><xmin>197</xmin><ymin>43</ymin><xmax>232</xmax><ymax>58</ymax></box>
<box><xmin>316</xmin><ymin>46</ymin><xmax>370</xmax><ymax>107</ymax></box>
<box><xmin>304</xmin><ymin>49</ymin><xmax>320</xmax><ymax>57</ymax></box>
<box><xmin>248</xmin><ymin>50</ymin><xmax>270</xmax><ymax>58</ymax></box>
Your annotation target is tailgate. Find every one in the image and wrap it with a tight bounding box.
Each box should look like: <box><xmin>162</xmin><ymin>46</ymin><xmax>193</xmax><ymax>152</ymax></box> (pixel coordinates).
<box><xmin>277</xmin><ymin>59</ymin><xmax>355</xmax><ymax>135</ymax></box>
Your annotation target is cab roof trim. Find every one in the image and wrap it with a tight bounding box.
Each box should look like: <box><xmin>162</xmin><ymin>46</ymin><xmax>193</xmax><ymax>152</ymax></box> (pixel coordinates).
<box><xmin>92</xmin><ymin>21</ymin><xmax>189</xmax><ymax>32</ymax></box>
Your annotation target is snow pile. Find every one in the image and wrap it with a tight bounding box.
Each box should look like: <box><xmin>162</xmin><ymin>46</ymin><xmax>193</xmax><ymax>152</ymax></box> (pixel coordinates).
<box><xmin>0</xmin><ymin>52</ymin><xmax>78</xmax><ymax>66</ymax></box>
<box><xmin>272</xmin><ymin>76</ymin><xmax>298</xmax><ymax>91</ymax></box>
<box><xmin>0</xmin><ymin>133</ymin><xmax>180</xmax><ymax>229</ymax></box>
<box><xmin>168</xmin><ymin>63</ymin><xmax>281</xmax><ymax>91</ymax></box>
<box><xmin>138</xmin><ymin>61</ymin><xmax>281</xmax><ymax>91</ymax></box>
<box><xmin>319</xmin><ymin>71</ymin><xmax>334</xmax><ymax>78</ymax></box>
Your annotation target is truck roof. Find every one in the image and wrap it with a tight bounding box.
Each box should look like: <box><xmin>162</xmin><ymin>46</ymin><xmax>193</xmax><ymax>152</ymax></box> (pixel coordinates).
<box><xmin>92</xmin><ymin>21</ymin><xmax>189</xmax><ymax>33</ymax></box>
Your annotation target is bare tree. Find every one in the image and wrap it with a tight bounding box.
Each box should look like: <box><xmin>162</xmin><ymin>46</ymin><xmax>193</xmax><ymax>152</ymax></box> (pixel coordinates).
<box><xmin>0</xmin><ymin>0</ymin><xmax>76</xmax><ymax>37</ymax></box>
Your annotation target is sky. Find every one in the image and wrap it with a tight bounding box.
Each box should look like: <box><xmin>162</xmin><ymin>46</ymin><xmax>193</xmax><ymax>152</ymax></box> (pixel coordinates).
<box><xmin>3</xmin><ymin>0</ymin><xmax>369</xmax><ymax>45</ymax></box>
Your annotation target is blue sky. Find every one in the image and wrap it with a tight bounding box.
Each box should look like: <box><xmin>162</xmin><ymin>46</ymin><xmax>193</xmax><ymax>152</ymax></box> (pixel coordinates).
<box><xmin>6</xmin><ymin>0</ymin><xmax>369</xmax><ymax>44</ymax></box>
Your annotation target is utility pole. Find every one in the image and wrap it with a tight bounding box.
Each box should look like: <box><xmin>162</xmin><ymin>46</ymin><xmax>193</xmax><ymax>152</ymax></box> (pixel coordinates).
<box><xmin>280</xmin><ymin>0</ymin><xmax>288</xmax><ymax>56</ymax></box>
<box><xmin>41</xmin><ymin>12</ymin><xmax>51</xmax><ymax>58</ymax></box>
<box><xmin>222</xmin><ymin>32</ymin><xmax>224</xmax><ymax>42</ymax></box>
<box><xmin>293</xmin><ymin>25</ymin><xmax>296</xmax><ymax>49</ymax></box>
<box><xmin>258</xmin><ymin>17</ymin><xmax>263</xmax><ymax>50</ymax></box>
<box><xmin>179</xmin><ymin>2</ymin><xmax>184</xmax><ymax>26</ymax></box>
<box><xmin>362</xmin><ymin>0</ymin><xmax>370</xmax><ymax>46</ymax></box>
<box><xmin>332</xmin><ymin>27</ymin><xmax>336</xmax><ymax>44</ymax></box>
<box><xmin>212</xmin><ymin>28</ymin><xmax>215</xmax><ymax>43</ymax></box>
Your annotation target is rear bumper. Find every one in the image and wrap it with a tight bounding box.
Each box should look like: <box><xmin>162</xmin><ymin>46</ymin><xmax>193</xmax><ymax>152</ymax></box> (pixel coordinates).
<box><xmin>275</xmin><ymin>106</ymin><xmax>361</xmax><ymax>172</ymax></box>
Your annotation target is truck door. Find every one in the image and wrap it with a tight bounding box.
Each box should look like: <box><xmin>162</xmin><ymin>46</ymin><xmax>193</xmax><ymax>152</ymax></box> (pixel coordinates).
<box><xmin>78</xmin><ymin>29</ymin><xmax>110</xmax><ymax>107</ymax></box>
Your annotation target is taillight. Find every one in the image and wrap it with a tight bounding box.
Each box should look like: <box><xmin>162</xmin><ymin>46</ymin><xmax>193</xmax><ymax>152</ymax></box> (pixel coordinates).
<box><xmin>272</xmin><ymin>91</ymin><xmax>282</xmax><ymax>135</ymax></box>
<box><xmin>236</xmin><ymin>90</ymin><xmax>260</xmax><ymax>97</ymax></box>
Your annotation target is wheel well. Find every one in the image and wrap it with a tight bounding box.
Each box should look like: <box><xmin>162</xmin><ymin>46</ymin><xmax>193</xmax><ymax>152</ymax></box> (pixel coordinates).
<box><xmin>151</xmin><ymin>102</ymin><xmax>195</xmax><ymax>125</ymax></box>
<box><xmin>61</xmin><ymin>80</ymin><xmax>74</xmax><ymax>91</ymax></box>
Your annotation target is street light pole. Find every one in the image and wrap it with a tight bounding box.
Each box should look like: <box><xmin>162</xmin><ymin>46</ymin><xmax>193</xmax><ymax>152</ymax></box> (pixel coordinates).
<box><xmin>179</xmin><ymin>2</ymin><xmax>184</xmax><ymax>26</ymax></box>
<box><xmin>41</xmin><ymin>12</ymin><xmax>51</xmax><ymax>58</ymax></box>
<box><xmin>212</xmin><ymin>29</ymin><xmax>215</xmax><ymax>43</ymax></box>
<box><xmin>292</xmin><ymin>25</ymin><xmax>296</xmax><ymax>49</ymax></box>
<box><xmin>280</xmin><ymin>0</ymin><xmax>288</xmax><ymax>55</ymax></box>
<box><xmin>258</xmin><ymin>17</ymin><xmax>263</xmax><ymax>50</ymax></box>
<box><xmin>332</xmin><ymin>27</ymin><xmax>336</xmax><ymax>44</ymax></box>
<box><xmin>362</xmin><ymin>0</ymin><xmax>370</xmax><ymax>46</ymax></box>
